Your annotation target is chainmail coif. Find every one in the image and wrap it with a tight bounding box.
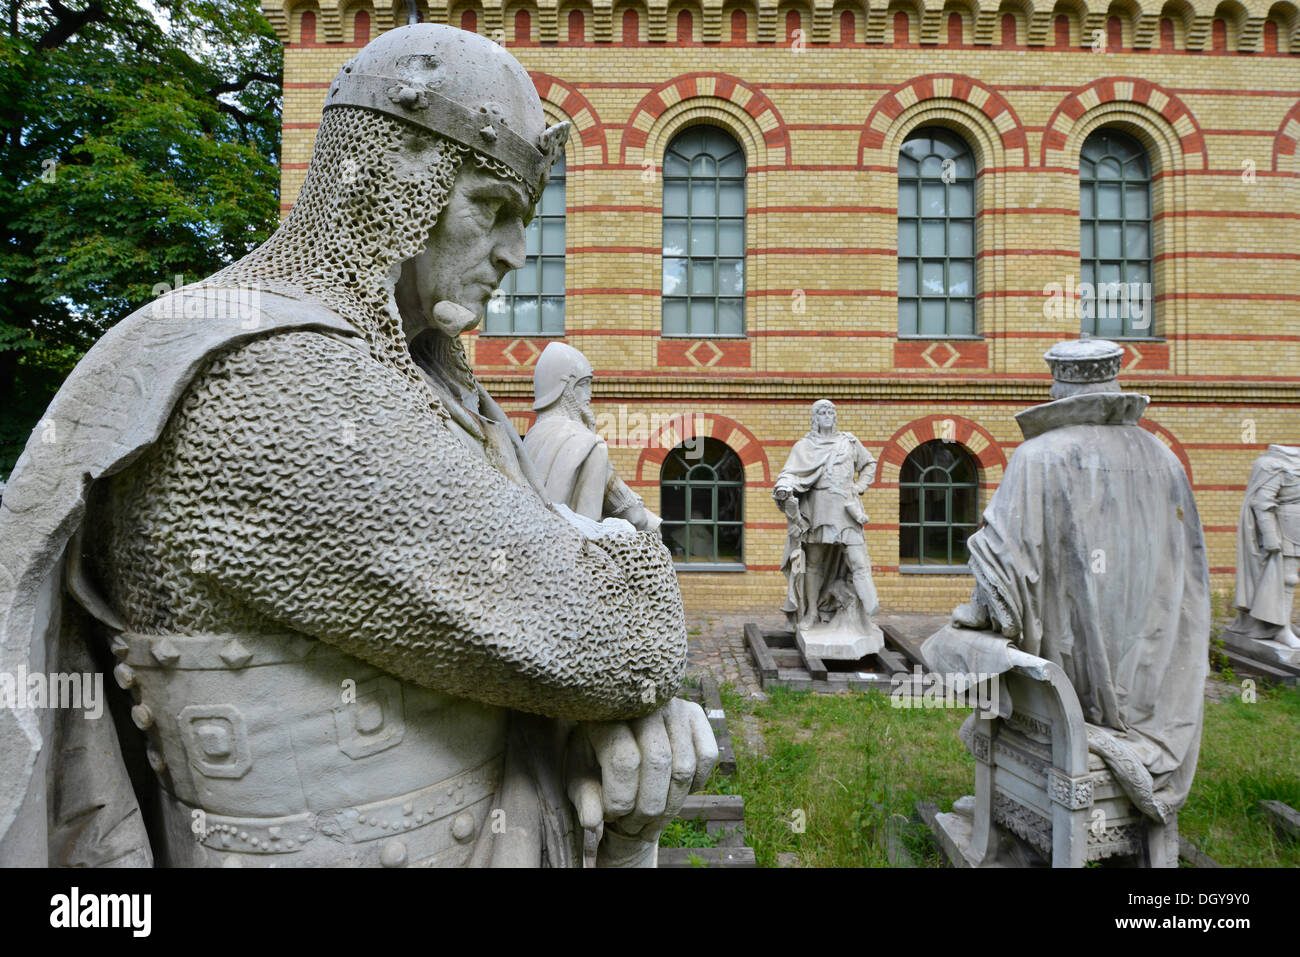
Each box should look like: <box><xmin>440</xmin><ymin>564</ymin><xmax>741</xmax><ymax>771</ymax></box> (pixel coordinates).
<box><xmin>90</xmin><ymin>107</ymin><xmax>687</xmax><ymax>720</ymax></box>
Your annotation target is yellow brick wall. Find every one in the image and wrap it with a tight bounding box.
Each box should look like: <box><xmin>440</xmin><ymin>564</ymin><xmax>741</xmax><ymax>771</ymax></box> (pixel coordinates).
<box><xmin>263</xmin><ymin>2</ymin><xmax>1300</xmax><ymax>615</ymax></box>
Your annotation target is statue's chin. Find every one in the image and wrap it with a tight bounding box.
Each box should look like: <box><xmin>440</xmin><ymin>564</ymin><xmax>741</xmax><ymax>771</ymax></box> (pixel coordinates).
<box><xmin>431</xmin><ymin>300</ymin><xmax>482</xmax><ymax>337</ymax></box>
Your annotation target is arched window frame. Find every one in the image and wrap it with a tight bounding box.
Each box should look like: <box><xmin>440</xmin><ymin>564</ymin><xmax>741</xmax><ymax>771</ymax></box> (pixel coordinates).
<box><xmin>659</xmin><ymin>438</ymin><xmax>745</xmax><ymax>570</ymax></box>
<box><xmin>484</xmin><ymin>154</ymin><xmax>566</xmax><ymax>336</ymax></box>
<box><xmin>897</xmin><ymin>127</ymin><xmax>978</xmax><ymax>338</ymax></box>
<box><xmin>898</xmin><ymin>439</ymin><xmax>979</xmax><ymax>569</ymax></box>
<box><xmin>1079</xmin><ymin>128</ymin><xmax>1154</xmax><ymax>339</ymax></box>
<box><xmin>662</xmin><ymin>127</ymin><xmax>747</xmax><ymax>338</ymax></box>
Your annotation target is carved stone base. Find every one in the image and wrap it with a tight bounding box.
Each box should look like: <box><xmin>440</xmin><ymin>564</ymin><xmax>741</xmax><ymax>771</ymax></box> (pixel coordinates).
<box><xmin>796</xmin><ymin>619</ymin><xmax>884</xmax><ymax>661</ymax></box>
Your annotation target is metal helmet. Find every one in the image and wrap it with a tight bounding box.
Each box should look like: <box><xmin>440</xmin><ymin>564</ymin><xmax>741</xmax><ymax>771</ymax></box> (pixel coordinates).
<box><xmin>325</xmin><ymin>23</ymin><xmax>569</xmax><ymax>197</ymax></box>
<box><xmin>533</xmin><ymin>342</ymin><xmax>594</xmax><ymax>410</ymax></box>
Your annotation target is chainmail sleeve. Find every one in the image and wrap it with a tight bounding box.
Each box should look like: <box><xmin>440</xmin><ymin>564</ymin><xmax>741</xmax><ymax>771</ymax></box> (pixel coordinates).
<box><xmin>146</xmin><ymin>330</ymin><xmax>686</xmax><ymax>721</ymax></box>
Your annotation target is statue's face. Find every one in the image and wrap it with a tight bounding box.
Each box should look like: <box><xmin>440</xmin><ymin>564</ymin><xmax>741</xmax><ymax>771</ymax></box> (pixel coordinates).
<box><xmin>572</xmin><ymin>375</ymin><xmax>592</xmax><ymax>410</ymax></box>
<box><xmin>813</xmin><ymin>404</ymin><xmax>837</xmax><ymax>432</ymax></box>
<box><xmin>399</xmin><ymin>164</ymin><xmax>531</xmax><ymax>337</ymax></box>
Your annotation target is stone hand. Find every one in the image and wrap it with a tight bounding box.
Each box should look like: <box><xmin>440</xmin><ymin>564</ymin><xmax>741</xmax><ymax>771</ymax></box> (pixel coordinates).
<box><xmin>567</xmin><ymin>698</ymin><xmax>718</xmax><ymax>847</ymax></box>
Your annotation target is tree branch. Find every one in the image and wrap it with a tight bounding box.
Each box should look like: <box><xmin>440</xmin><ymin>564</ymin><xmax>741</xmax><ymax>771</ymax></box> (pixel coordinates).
<box><xmin>208</xmin><ymin>72</ymin><xmax>280</xmax><ymax>98</ymax></box>
<box><xmin>35</xmin><ymin>0</ymin><xmax>106</xmax><ymax>50</ymax></box>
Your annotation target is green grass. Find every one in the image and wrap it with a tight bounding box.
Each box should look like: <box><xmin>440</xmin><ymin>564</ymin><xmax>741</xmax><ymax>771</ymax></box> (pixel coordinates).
<box><xmin>658</xmin><ymin>816</ymin><xmax>721</xmax><ymax>849</ymax></box>
<box><xmin>702</xmin><ymin>681</ymin><xmax>1300</xmax><ymax>867</ymax></box>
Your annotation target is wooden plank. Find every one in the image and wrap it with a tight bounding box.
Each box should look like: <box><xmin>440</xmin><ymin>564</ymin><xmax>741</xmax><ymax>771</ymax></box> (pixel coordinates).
<box><xmin>1260</xmin><ymin>800</ymin><xmax>1300</xmax><ymax>842</ymax></box>
<box><xmin>658</xmin><ymin>846</ymin><xmax>757</xmax><ymax>868</ymax></box>
<box><xmin>765</xmin><ymin>629</ymin><xmax>797</xmax><ymax>649</ymax></box>
<box><xmin>1221</xmin><ymin>647</ymin><xmax>1299</xmax><ymax>687</ymax></box>
<box><xmin>679</xmin><ymin>794</ymin><xmax>745</xmax><ymax>821</ymax></box>
<box><xmin>875</xmin><ymin>646</ymin><xmax>909</xmax><ymax>676</ymax></box>
<box><xmin>1218</xmin><ymin>633</ymin><xmax>1300</xmax><ymax>676</ymax></box>
<box><xmin>803</xmin><ymin>650</ymin><xmax>828</xmax><ymax>681</ymax></box>
<box><xmin>699</xmin><ymin>677</ymin><xmax>737</xmax><ymax>777</ymax></box>
<box><xmin>881</xmin><ymin>622</ymin><xmax>928</xmax><ymax>669</ymax></box>
<box><xmin>744</xmin><ymin>622</ymin><xmax>778</xmax><ymax>680</ymax></box>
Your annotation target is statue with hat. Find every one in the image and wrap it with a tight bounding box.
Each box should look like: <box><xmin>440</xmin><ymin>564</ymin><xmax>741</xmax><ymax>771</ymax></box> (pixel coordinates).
<box><xmin>0</xmin><ymin>24</ymin><xmax>714</xmax><ymax>868</ymax></box>
<box><xmin>924</xmin><ymin>337</ymin><xmax>1210</xmax><ymax>864</ymax></box>
<box><xmin>522</xmin><ymin>342</ymin><xmax>660</xmax><ymax>532</ymax></box>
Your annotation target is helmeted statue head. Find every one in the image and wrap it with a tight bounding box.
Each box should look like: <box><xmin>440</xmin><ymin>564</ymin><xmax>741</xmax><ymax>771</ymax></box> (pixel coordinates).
<box><xmin>533</xmin><ymin>341</ymin><xmax>594</xmax><ymax>409</ymax></box>
<box><xmin>204</xmin><ymin>24</ymin><xmax>570</xmax><ymax>423</ymax></box>
<box><xmin>1044</xmin><ymin>337</ymin><xmax>1124</xmax><ymax>400</ymax></box>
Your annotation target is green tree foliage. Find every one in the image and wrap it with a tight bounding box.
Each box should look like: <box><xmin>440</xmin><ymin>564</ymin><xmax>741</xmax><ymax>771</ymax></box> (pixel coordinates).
<box><xmin>0</xmin><ymin>0</ymin><xmax>283</xmax><ymax>478</ymax></box>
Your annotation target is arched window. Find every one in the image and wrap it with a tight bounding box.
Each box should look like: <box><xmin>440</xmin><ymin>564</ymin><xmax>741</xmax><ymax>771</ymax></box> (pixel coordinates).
<box><xmin>622</xmin><ymin>9</ymin><xmax>638</xmax><ymax>42</ymax></box>
<box><xmin>486</xmin><ymin>155</ymin><xmax>565</xmax><ymax>335</ymax></box>
<box><xmin>662</xmin><ymin>127</ymin><xmax>746</xmax><ymax>337</ymax></box>
<box><xmin>897</xmin><ymin>127</ymin><xmax>976</xmax><ymax>337</ymax></box>
<box><xmin>899</xmin><ymin>440</ymin><xmax>978</xmax><ymax>567</ymax></box>
<box><xmin>660</xmin><ymin>438</ymin><xmax>744</xmax><ymax>567</ymax></box>
<box><xmin>1079</xmin><ymin>129</ymin><xmax>1152</xmax><ymax>338</ymax></box>
<box><xmin>353</xmin><ymin>8</ymin><xmax>371</xmax><ymax>43</ymax></box>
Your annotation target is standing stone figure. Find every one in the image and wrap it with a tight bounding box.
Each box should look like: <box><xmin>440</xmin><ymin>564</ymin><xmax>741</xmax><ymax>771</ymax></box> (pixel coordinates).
<box><xmin>1224</xmin><ymin>445</ymin><xmax>1300</xmax><ymax>659</ymax></box>
<box><xmin>773</xmin><ymin>399</ymin><xmax>883</xmax><ymax>660</ymax></box>
<box><xmin>0</xmin><ymin>24</ymin><xmax>715</xmax><ymax>868</ymax></box>
<box><xmin>522</xmin><ymin>342</ymin><xmax>660</xmax><ymax>532</ymax></box>
<box><xmin>928</xmin><ymin>338</ymin><xmax>1210</xmax><ymax>859</ymax></box>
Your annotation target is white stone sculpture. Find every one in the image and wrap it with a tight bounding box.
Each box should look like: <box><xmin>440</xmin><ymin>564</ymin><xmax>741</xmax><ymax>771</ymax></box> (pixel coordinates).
<box><xmin>0</xmin><ymin>24</ymin><xmax>715</xmax><ymax>868</ymax></box>
<box><xmin>1224</xmin><ymin>445</ymin><xmax>1300</xmax><ymax>664</ymax></box>
<box><xmin>522</xmin><ymin>342</ymin><xmax>660</xmax><ymax>532</ymax></box>
<box><xmin>773</xmin><ymin>399</ymin><xmax>883</xmax><ymax>660</ymax></box>
<box><xmin>924</xmin><ymin>338</ymin><xmax>1210</xmax><ymax>867</ymax></box>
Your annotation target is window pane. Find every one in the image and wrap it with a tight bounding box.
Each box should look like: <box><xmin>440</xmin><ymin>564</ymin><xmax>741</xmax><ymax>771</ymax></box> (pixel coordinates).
<box><xmin>664</xmin><ymin>182</ymin><xmax>687</xmax><ymax>215</ymax></box>
<box><xmin>924</xmin><ymin>526</ymin><xmax>949</xmax><ymax>563</ymax></box>
<box><xmin>541</xmin><ymin>259</ymin><xmax>564</xmax><ymax>294</ymax></box>
<box><xmin>898</xmin><ymin>299</ymin><xmax>918</xmax><ymax>335</ymax></box>
<box><xmin>1080</xmin><ymin>186</ymin><xmax>1094</xmax><ymax>219</ymax></box>
<box><xmin>511</xmin><ymin>297</ymin><xmax>538</xmax><ymax>334</ymax></box>
<box><xmin>949</xmin><ymin>221</ymin><xmax>973</xmax><ymax>257</ymax></box>
<box><xmin>898</xmin><ymin>220</ymin><xmax>917</xmax><ymax>256</ymax></box>
<box><xmin>542</xmin><ymin>220</ymin><xmax>564</xmax><ymax>255</ymax></box>
<box><xmin>663</xmin><ymin>258</ymin><xmax>686</xmax><ymax>295</ymax></box>
<box><xmin>898</xmin><ymin>260</ymin><xmax>917</xmax><ymax>296</ymax></box>
<box><xmin>1098</xmin><ymin>183</ymin><xmax>1122</xmax><ymax>218</ymax></box>
<box><xmin>1097</xmin><ymin>157</ymin><xmax>1122</xmax><ymax>179</ymax></box>
<box><xmin>921</xmin><ymin>261</ymin><xmax>945</xmax><ymax>295</ymax></box>
<box><xmin>664</xmin><ymin>220</ymin><xmax>687</xmax><ymax>256</ymax></box>
<box><xmin>689</xmin><ymin>300</ymin><xmax>715</xmax><ymax>335</ymax></box>
<box><xmin>692</xmin><ymin>154</ymin><xmax>716</xmax><ymax>176</ymax></box>
<box><xmin>525</xmin><ymin>222</ymin><xmax>539</xmax><ymax>257</ymax></box>
<box><xmin>921</xmin><ymin>221</ymin><xmax>946</xmax><ymax>256</ymax></box>
<box><xmin>717</xmin><ymin>299</ymin><xmax>744</xmax><ymax>336</ymax></box>
<box><xmin>899</xmin><ymin>153</ymin><xmax>919</xmax><ymax>176</ymax></box>
<box><xmin>719</xmin><ymin>183</ymin><xmax>745</xmax><ymax>217</ymax></box>
<box><xmin>690</xmin><ymin>262</ymin><xmax>715</xmax><ymax>295</ymax></box>
<box><xmin>920</xmin><ymin>299</ymin><xmax>946</xmax><ymax>335</ymax></box>
<box><xmin>717</xmin><ymin>524</ymin><xmax>742</xmax><ymax>563</ymax></box>
<box><xmin>541</xmin><ymin>183</ymin><xmax>565</xmax><ymax>216</ymax></box>
<box><xmin>691</xmin><ymin>223</ymin><xmax>716</xmax><ymax>256</ymax></box>
<box><xmin>541</xmin><ymin>297</ymin><xmax>565</xmax><ymax>335</ymax></box>
<box><xmin>948</xmin><ymin>300</ymin><xmax>974</xmax><ymax>336</ymax></box>
<box><xmin>920</xmin><ymin>155</ymin><xmax>944</xmax><ymax>178</ymax></box>
<box><xmin>948</xmin><ymin>260</ymin><xmax>973</xmax><ymax>296</ymax></box>
<box><xmin>1097</xmin><ymin>222</ymin><xmax>1122</xmax><ymax>258</ymax></box>
<box><xmin>663</xmin><ymin>299</ymin><xmax>687</xmax><ymax>335</ymax></box>
<box><xmin>1124</xmin><ymin>223</ymin><xmax>1148</xmax><ymax>259</ymax></box>
<box><xmin>949</xmin><ymin>183</ymin><xmax>973</xmax><ymax>217</ymax></box>
<box><xmin>1081</xmin><ymin>223</ymin><xmax>1094</xmax><ymax>259</ymax></box>
<box><xmin>1125</xmin><ymin>185</ymin><xmax>1148</xmax><ymax>218</ymax></box>
<box><xmin>719</xmin><ymin>152</ymin><xmax>745</xmax><ymax>177</ymax></box>
<box><xmin>719</xmin><ymin>220</ymin><xmax>745</xmax><ymax>255</ymax></box>
<box><xmin>663</xmin><ymin>152</ymin><xmax>689</xmax><ymax>176</ymax></box>
<box><xmin>661</xmin><ymin>523</ymin><xmax>687</xmax><ymax>560</ymax></box>
<box><xmin>718</xmin><ymin>259</ymin><xmax>744</xmax><ymax>295</ymax></box>
<box><xmin>514</xmin><ymin>264</ymin><xmax>538</xmax><ymax>295</ymax></box>
<box><xmin>690</xmin><ymin>181</ymin><xmax>715</xmax><ymax>216</ymax></box>
<box><xmin>922</xmin><ymin>182</ymin><xmax>946</xmax><ymax>216</ymax></box>
<box><xmin>898</xmin><ymin>183</ymin><xmax>917</xmax><ymax>217</ymax></box>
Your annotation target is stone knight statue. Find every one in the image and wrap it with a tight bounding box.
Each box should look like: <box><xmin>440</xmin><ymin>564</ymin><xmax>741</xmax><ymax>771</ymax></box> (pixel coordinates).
<box><xmin>0</xmin><ymin>24</ymin><xmax>714</xmax><ymax>868</ymax></box>
<box><xmin>772</xmin><ymin>399</ymin><xmax>883</xmax><ymax>660</ymax></box>
<box><xmin>522</xmin><ymin>342</ymin><xmax>660</xmax><ymax>532</ymax></box>
<box><xmin>1224</xmin><ymin>444</ymin><xmax>1300</xmax><ymax>660</ymax></box>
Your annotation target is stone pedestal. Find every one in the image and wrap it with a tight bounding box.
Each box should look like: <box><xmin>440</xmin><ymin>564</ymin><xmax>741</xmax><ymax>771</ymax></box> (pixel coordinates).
<box><xmin>796</xmin><ymin>618</ymin><xmax>883</xmax><ymax>661</ymax></box>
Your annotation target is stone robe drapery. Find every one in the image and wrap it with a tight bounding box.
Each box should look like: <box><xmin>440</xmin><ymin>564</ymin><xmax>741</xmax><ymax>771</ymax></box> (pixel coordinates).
<box><xmin>963</xmin><ymin>392</ymin><xmax>1210</xmax><ymax>819</ymax></box>
<box><xmin>1231</xmin><ymin>445</ymin><xmax>1300</xmax><ymax>630</ymax></box>
<box><xmin>523</xmin><ymin>416</ymin><xmax>610</xmax><ymax>521</ymax></box>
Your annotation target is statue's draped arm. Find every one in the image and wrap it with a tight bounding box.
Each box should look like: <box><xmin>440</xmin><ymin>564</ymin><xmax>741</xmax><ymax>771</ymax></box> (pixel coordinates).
<box><xmin>163</xmin><ymin>332</ymin><xmax>686</xmax><ymax>721</ymax></box>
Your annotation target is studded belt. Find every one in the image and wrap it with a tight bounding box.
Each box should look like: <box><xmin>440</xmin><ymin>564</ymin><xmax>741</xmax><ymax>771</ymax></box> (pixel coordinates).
<box><xmin>159</xmin><ymin>755</ymin><xmax>504</xmax><ymax>867</ymax></box>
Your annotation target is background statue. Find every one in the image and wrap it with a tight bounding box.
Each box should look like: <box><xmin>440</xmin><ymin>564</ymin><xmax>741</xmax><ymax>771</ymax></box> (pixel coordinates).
<box><xmin>772</xmin><ymin>399</ymin><xmax>882</xmax><ymax>660</ymax></box>
<box><xmin>1224</xmin><ymin>445</ymin><xmax>1300</xmax><ymax>660</ymax></box>
<box><xmin>0</xmin><ymin>24</ymin><xmax>714</xmax><ymax>868</ymax></box>
<box><xmin>523</xmin><ymin>342</ymin><xmax>660</xmax><ymax>532</ymax></box>
<box><xmin>928</xmin><ymin>338</ymin><xmax>1210</xmax><ymax>857</ymax></box>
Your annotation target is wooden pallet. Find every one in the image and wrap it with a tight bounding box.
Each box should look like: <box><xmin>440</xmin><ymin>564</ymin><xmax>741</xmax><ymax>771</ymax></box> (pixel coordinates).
<box><xmin>659</xmin><ymin>795</ymin><xmax>757</xmax><ymax>868</ymax></box>
<box><xmin>744</xmin><ymin>622</ymin><xmax>909</xmax><ymax>693</ymax></box>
